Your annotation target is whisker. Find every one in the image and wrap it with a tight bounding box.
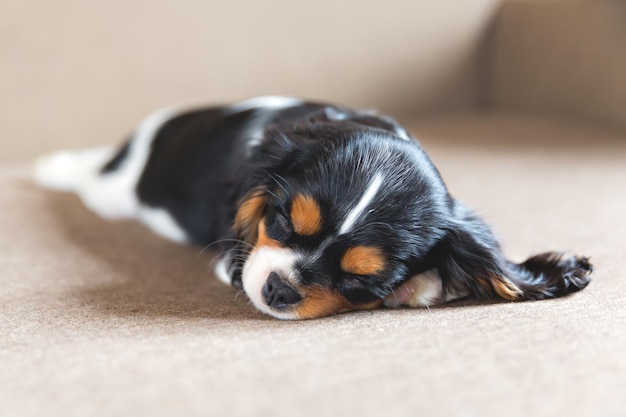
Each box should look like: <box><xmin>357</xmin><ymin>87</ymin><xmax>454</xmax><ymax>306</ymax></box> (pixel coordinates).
<box><xmin>197</xmin><ymin>238</ymin><xmax>254</xmax><ymax>259</ymax></box>
<box><xmin>272</xmin><ymin>172</ymin><xmax>289</xmax><ymax>187</ymax></box>
<box><xmin>388</xmin><ymin>287</ymin><xmax>398</xmax><ymax>306</ymax></box>
<box><xmin>205</xmin><ymin>248</ymin><xmax>250</xmax><ymax>273</ymax></box>
<box><xmin>265</xmin><ymin>171</ymin><xmax>288</xmax><ymax>195</ymax></box>
<box><xmin>234</xmin><ymin>289</ymin><xmax>249</xmax><ymax>303</ymax></box>
<box><xmin>263</xmin><ymin>188</ymin><xmax>281</xmax><ymax>201</ymax></box>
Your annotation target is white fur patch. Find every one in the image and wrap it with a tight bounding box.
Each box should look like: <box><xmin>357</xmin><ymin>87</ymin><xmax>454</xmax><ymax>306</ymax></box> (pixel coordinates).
<box><xmin>241</xmin><ymin>247</ymin><xmax>299</xmax><ymax>320</ymax></box>
<box><xmin>214</xmin><ymin>253</ymin><xmax>233</xmax><ymax>285</ymax></box>
<box><xmin>228</xmin><ymin>96</ymin><xmax>303</xmax><ymax>155</ymax></box>
<box><xmin>123</xmin><ymin>106</ymin><xmax>180</xmax><ymax>186</ymax></box>
<box><xmin>384</xmin><ymin>269</ymin><xmax>469</xmax><ymax>308</ymax></box>
<box><xmin>339</xmin><ymin>173</ymin><xmax>384</xmax><ymax>235</ymax></box>
<box><xmin>137</xmin><ymin>206</ymin><xmax>188</xmax><ymax>243</ymax></box>
<box><xmin>394</xmin><ymin>125</ymin><xmax>411</xmax><ymax>141</ymax></box>
<box><xmin>229</xmin><ymin>96</ymin><xmax>302</xmax><ymax>113</ymax></box>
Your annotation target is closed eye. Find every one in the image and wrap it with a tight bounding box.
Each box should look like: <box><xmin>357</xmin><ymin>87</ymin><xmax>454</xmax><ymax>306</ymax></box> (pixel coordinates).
<box><xmin>265</xmin><ymin>208</ymin><xmax>292</xmax><ymax>242</ymax></box>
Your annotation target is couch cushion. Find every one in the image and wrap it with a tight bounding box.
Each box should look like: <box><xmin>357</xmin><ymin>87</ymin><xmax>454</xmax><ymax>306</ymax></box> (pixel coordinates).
<box><xmin>2</xmin><ymin>114</ymin><xmax>625</xmax><ymax>416</ymax></box>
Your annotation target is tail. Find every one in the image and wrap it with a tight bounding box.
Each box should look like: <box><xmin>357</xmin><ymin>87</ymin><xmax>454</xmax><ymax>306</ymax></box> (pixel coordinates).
<box><xmin>505</xmin><ymin>252</ymin><xmax>593</xmax><ymax>300</ymax></box>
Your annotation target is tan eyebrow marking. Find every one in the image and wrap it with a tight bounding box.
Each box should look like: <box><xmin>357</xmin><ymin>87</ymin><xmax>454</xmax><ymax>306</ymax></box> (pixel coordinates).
<box><xmin>290</xmin><ymin>194</ymin><xmax>322</xmax><ymax>236</ymax></box>
<box><xmin>340</xmin><ymin>246</ymin><xmax>386</xmax><ymax>276</ymax></box>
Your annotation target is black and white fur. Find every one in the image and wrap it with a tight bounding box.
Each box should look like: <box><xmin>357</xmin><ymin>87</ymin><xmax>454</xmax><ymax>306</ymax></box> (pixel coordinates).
<box><xmin>34</xmin><ymin>96</ymin><xmax>592</xmax><ymax>319</ymax></box>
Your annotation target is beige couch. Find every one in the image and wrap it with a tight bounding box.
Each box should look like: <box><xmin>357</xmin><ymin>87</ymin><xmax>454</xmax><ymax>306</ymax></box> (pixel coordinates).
<box><xmin>2</xmin><ymin>1</ymin><xmax>625</xmax><ymax>416</ymax></box>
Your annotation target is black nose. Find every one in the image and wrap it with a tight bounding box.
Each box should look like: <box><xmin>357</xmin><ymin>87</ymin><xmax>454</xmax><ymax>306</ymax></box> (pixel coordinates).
<box><xmin>262</xmin><ymin>272</ymin><xmax>302</xmax><ymax>309</ymax></box>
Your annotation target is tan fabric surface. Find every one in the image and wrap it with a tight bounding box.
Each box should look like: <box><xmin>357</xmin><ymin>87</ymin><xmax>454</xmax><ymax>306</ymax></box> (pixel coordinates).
<box><xmin>2</xmin><ymin>114</ymin><xmax>625</xmax><ymax>416</ymax></box>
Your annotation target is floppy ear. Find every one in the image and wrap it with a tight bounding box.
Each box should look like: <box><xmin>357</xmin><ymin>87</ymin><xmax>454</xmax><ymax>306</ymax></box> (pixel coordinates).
<box><xmin>433</xmin><ymin>203</ymin><xmax>592</xmax><ymax>303</ymax></box>
<box><xmin>233</xmin><ymin>189</ymin><xmax>266</xmax><ymax>244</ymax></box>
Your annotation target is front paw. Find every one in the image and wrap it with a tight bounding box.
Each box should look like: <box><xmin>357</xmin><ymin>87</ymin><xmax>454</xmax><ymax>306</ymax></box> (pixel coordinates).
<box><xmin>384</xmin><ymin>270</ymin><xmax>443</xmax><ymax>308</ymax></box>
<box><xmin>231</xmin><ymin>273</ymin><xmax>243</xmax><ymax>290</ymax></box>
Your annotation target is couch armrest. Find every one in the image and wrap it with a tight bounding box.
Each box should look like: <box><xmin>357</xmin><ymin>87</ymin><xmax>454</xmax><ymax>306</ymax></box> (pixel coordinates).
<box><xmin>488</xmin><ymin>0</ymin><xmax>626</xmax><ymax>130</ymax></box>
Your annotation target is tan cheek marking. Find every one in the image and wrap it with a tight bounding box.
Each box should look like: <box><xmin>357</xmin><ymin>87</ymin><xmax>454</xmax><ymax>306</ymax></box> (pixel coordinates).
<box><xmin>234</xmin><ymin>192</ymin><xmax>266</xmax><ymax>243</ymax></box>
<box><xmin>341</xmin><ymin>246</ymin><xmax>386</xmax><ymax>275</ymax></box>
<box><xmin>293</xmin><ymin>286</ymin><xmax>383</xmax><ymax>319</ymax></box>
<box><xmin>255</xmin><ymin>219</ymin><xmax>282</xmax><ymax>249</ymax></box>
<box><xmin>290</xmin><ymin>194</ymin><xmax>322</xmax><ymax>236</ymax></box>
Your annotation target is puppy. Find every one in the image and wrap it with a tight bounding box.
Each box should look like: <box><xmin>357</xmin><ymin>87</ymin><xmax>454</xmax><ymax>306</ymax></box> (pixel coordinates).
<box><xmin>34</xmin><ymin>96</ymin><xmax>593</xmax><ymax>319</ymax></box>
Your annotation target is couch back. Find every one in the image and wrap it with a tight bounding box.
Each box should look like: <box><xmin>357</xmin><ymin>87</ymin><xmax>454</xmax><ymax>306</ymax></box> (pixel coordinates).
<box><xmin>1</xmin><ymin>0</ymin><xmax>501</xmax><ymax>162</ymax></box>
<box><xmin>490</xmin><ymin>0</ymin><xmax>626</xmax><ymax>130</ymax></box>
<box><xmin>2</xmin><ymin>0</ymin><xmax>624</xmax><ymax>163</ymax></box>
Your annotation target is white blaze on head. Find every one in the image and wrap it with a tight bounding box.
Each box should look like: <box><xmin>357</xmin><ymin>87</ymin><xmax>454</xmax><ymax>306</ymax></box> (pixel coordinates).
<box><xmin>339</xmin><ymin>173</ymin><xmax>384</xmax><ymax>235</ymax></box>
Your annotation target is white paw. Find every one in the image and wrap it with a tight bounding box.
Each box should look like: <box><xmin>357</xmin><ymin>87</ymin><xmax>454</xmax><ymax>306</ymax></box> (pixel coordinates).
<box><xmin>34</xmin><ymin>151</ymin><xmax>82</xmax><ymax>191</ymax></box>
<box><xmin>33</xmin><ymin>147</ymin><xmax>114</xmax><ymax>192</ymax></box>
<box><xmin>384</xmin><ymin>270</ymin><xmax>443</xmax><ymax>308</ymax></box>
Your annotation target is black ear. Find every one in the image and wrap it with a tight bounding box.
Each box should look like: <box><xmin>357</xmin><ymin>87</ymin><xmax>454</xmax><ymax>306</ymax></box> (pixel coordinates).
<box><xmin>432</xmin><ymin>203</ymin><xmax>593</xmax><ymax>302</ymax></box>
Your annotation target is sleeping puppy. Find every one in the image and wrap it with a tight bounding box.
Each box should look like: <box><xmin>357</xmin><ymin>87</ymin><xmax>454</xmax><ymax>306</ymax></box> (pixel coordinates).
<box><xmin>34</xmin><ymin>96</ymin><xmax>593</xmax><ymax>319</ymax></box>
